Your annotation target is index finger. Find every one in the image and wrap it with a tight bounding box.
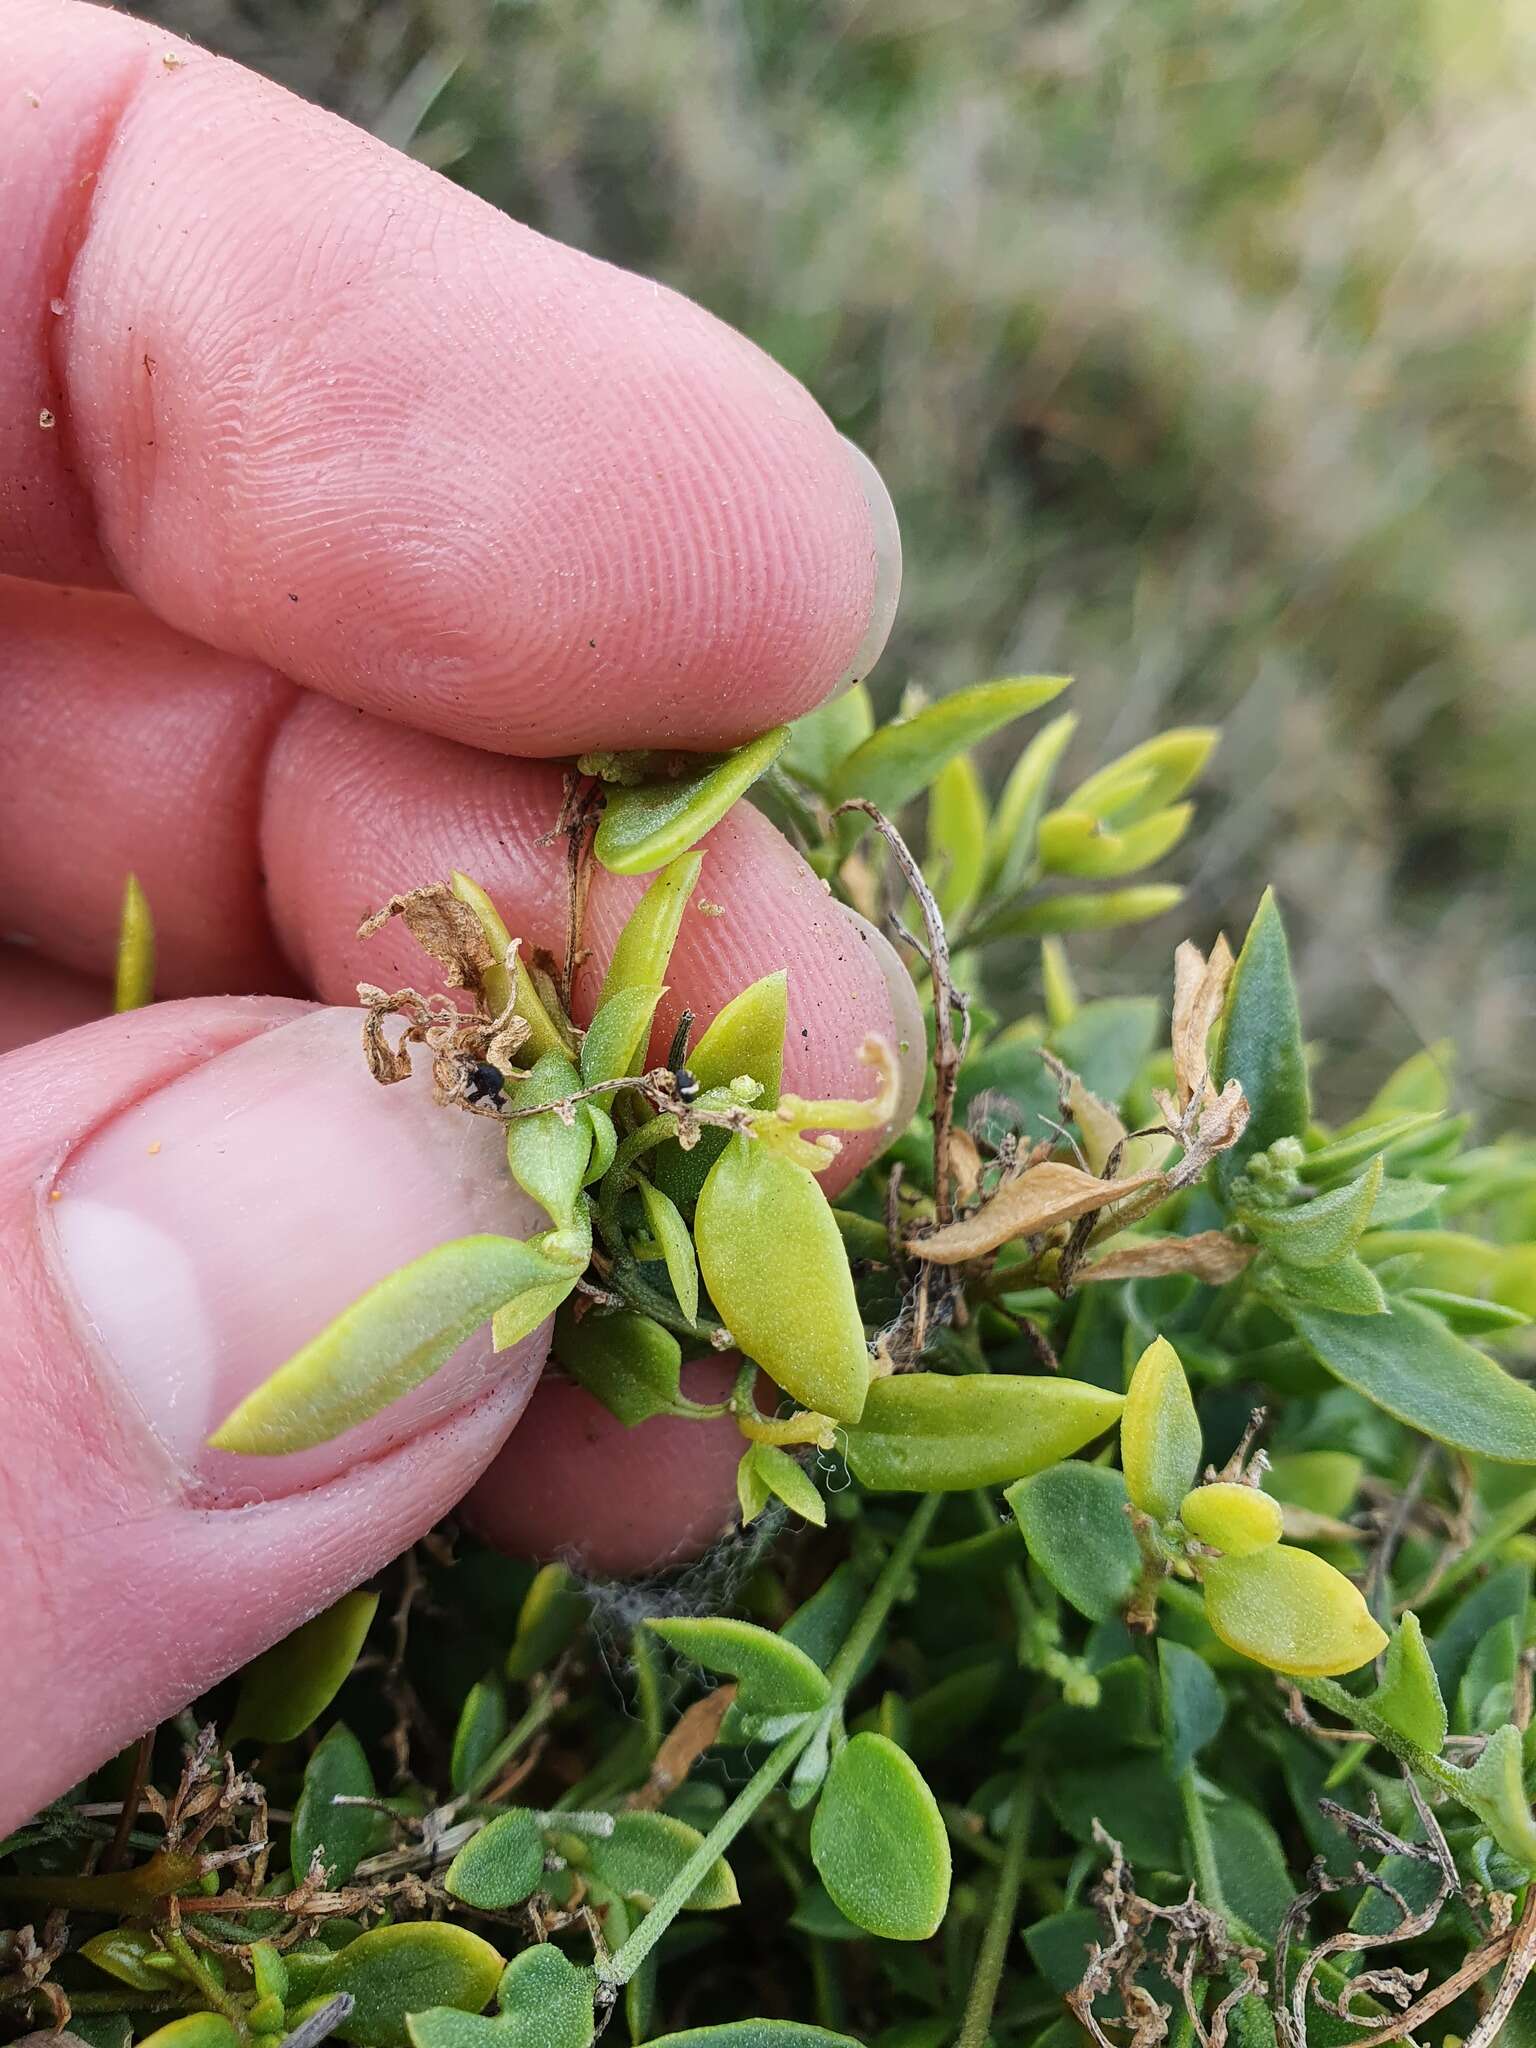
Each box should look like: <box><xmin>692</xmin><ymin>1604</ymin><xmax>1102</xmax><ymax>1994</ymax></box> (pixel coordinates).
<box><xmin>1</xmin><ymin>0</ymin><xmax>897</xmax><ymax>754</ymax></box>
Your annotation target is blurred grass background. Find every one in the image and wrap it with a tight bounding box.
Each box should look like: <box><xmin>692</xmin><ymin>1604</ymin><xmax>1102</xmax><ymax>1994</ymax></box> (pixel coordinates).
<box><xmin>137</xmin><ymin>0</ymin><xmax>1533</xmax><ymax>1123</ymax></box>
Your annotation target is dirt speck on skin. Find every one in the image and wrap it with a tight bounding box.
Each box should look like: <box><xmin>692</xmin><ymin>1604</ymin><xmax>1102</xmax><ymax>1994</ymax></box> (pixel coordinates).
<box><xmin>161</xmin><ymin>50</ymin><xmax>186</xmax><ymax>69</ymax></box>
<box><xmin>37</xmin><ymin>410</ymin><xmax>55</xmax><ymax>429</ymax></box>
<box><xmin>147</xmin><ymin>1141</ymin><xmax>162</xmax><ymax>1156</ymax></box>
<box><xmin>698</xmin><ymin>900</ymin><xmax>725</xmax><ymax>917</ymax></box>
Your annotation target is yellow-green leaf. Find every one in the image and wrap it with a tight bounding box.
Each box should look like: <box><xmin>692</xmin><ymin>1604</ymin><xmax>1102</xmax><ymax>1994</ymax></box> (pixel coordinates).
<box><xmin>448</xmin><ymin>872</ymin><xmax>572</xmax><ymax>1060</ymax></box>
<box><xmin>212</xmin><ymin>1236</ymin><xmax>578</xmax><ymax>1455</ymax></box>
<box><xmin>599</xmin><ymin>853</ymin><xmax>703</xmax><ymax>1007</ymax></box>
<box><xmin>1202</xmin><ymin>1546</ymin><xmax>1386</xmax><ymax>1677</ymax></box>
<box><xmin>742</xmin><ymin>1443</ymin><xmax>826</xmax><ymax>1527</ymax></box>
<box><xmin>1121</xmin><ymin>1335</ymin><xmax>1203</xmax><ymax>1522</ymax></box>
<box><xmin>1036</xmin><ymin>803</ymin><xmax>1192</xmax><ymax>881</ymax></box>
<box><xmin>689</xmin><ymin>972</ymin><xmax>788</xmax><ymax>1106</ymax></box>
<box><xmin>844</xmin><ymin>1373</ymin><xmax>1124</xmax><ymax>1492</ymax></box>
<box><xmin>648</xmin><ymin>1615</ymin><xmax>831</xmax><ymax>1719</ymax></box>
<box><xmin>327</xmin><ymin>1924</ymin><xmax>504</xmax><ymax>2048</ymax></box>
<box><xmin>637</xmin><ymin>1179</ymin><xmax>700</xmax><ymax>1323</ymax></box>
<box><xmin>504</xmin><ymin>1052</ymin><xmax>592</xmax><ymax>1228</ymax></box>
<box><xmin>1064</xmin><ymin>728</ymin><xmax>1217</xmax><ymax>825</ymax></box>
<box><xmin>588</xmin><ymin>1811</ymin><xmax>739</xmax><ymax>1910</ymax></box>
<box><xmin>1212</xmin><ymin>889</ymin><xmax>1309</xmax><ymax>1195</ymax></box>
<box><xmin>444</xmin><ymin>1810</ymin><xmax>544</xmax><ymax>1910</ymax></box>
<box><xmin>829</xmin><ymin>676</ymin><xmax>1070</xmax><ymax>822</ymax></box>
<box><xmin>113</xmin><ymin>872</ymin><xmax>156</xmax><ymax>1013</ymax></box>
<box><xmin>595</xmin><ymin>728</ymin><xmax>789</xmax><ymax>876</ymax></box>
<box><xmin>984</xmin><ymin>710</ymin><xmax>1078</xmax><ymax>894</ymax></box>
<box><xmin>581</xmin><ymin>984</ymin><xmax>664</xmax><ymax>1086</ymax></box>
<box><xmin>1179</xmin><ymin>1482</ymin><xmax>1283</xmax><ymax>1556</ymax></box>
<box><xmin>928</xmin><ymin>752</ymin><xmax>989</xmax><ymax>927</ymax></box>
<box><xmin>229</xmin><ymin>1591</ymin><xmax>378</xmax><ymax>1742</ymax></box>
<box><xmin>782</xmin><ymin>686</ymin><xmax>874</xmax><ymax>792</ymax></box>
<box><xmin>968</xmin><ymin>885</ymin><xmax>1183</xmax><ymax>945</ymax></box>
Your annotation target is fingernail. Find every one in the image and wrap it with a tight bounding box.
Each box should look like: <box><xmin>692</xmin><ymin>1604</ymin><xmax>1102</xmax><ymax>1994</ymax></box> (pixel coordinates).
<box><xmin>47</xmin><ymin>1006</ymin><xmax>545</xmax><ymax>1505</ymax></box>
<box><xmin>838</xmin><ymin>436</ymin><xmax>902</xmax><ymax>690</ymax></box>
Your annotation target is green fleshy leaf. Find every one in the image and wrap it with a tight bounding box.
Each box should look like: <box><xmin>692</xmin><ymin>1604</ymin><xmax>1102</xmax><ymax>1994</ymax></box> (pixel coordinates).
<box><xmin>1368</xmin><ymin>1614</ymin><xmax>1446</xmax><ymax>1755</ymax></box>
<box><xmin>506</xmin><ymin>1565</ymin><xmax>589</xmax><ymax>1683</ymax></box>
<box><xmin>810</xmin><ymin>1733</ymin><xmax>950</xmax><ymax>1941</ymax></box>
<box><xmin>783</xmin><ymin>686</ymin><xmax>875</xmax><ymax>792</ymax></box>
<box><xmin>81</xmin><ymin>1931</ymin><xmax>185</xmax><ymax>1992</ymax></box>
<box><xmin>647</xmin><ymin>1616</ymin><xmax>831</xmax><ymax>1719</ymax></box>
<box><xmin>829</xmin><ymin>675</ymin><xmax>1070</xmax><ymax>822</ymax></box>
<box><xmin>1006</xmin><ymin>1463</ymin><xmax>1139</xmax><ymax>1620</ymax></box>
<box><xmin>1158</xmin><ymin>1640</ymin><xmax>1226</xmax><ymax>1776</ymax></box>
<box><xmin>599</xmin><ymin>853</ymin><xmax>704</xmax><ymax>1008</ymax></box>
<box><xmin>689</xmin><ymin>971</ymin><xmax>788</xmax><ymax>1105</ymax></box>
<box><xmin>1202</xmin><ymin>1546</ymin><xmax>1387</xmax><ymax>1677</ymax></box>
<box><xmin>595</xmin><ymin>727</ymin><xmax>789</xmax><ymax>875</ymax></box>
<box><xmin>444</xmin><ymin>1810</ymin><xmax>544</xmax><ymax>1910</ymax></box>
<box><xmin>407</xmin><ymin>1948</ymin><xmax>594</xmax><ymax>2048</ymax></box>
<box><xmin>1179</xmin><ymin>1482</ymin><xmax>1283</xmax><ymax>1556</ymax></box>
<box><xmin>1258</xmin><ymin>1252</ymin><xmax>1387</xmax><ymax>1317</ymax></box>
<box><xmin>1238</xmin><ymin>1157</ymin><xmax>1384</xmax><ymax>1269</ymax></box>
<box><xmin>505</xmin><ymin>1052</ymin><xmax>593</xmax><ymax>1228</ymax></box>
<box><xmin>1120</xmin><ymin>1334</ymin><xmax>1203</xmax><ymax>1521</ymax></box>
<box><xmin>1400</xmin><ymin>1286</ymin><xmax>1531</xmax><ymax>1334</ymax></box>
<box><xmin>135</xmin><ymin>2022</ymin><xmax>237</xmax><ymax>2048</ymax></box>
<box><xmin>449</xmin><ymin>1682</ymin><xmax>509</xmax><ymax>1801</ymax></box>
<box><xmin>229</xmin><ymin>1591</ymin><xmax>378</xmax><ymax>1743</ymax></box>
<box><xmin>1450</xmin><ymin>1724</ymin><xmax>1536</xmax><ymax>1871</ymax></box>
<box><xmin>736</xmin><ymin>1446</ymin><xmax>771</xmax><ymax>1527</ymax></box>
<box><xmin>1064</xmin><ymin>728</ymin><xmax>1218</xmax><ymax>825</ymax></box>
<box><xmin>581</xmin><ymin>985</ymin><xmax>665</xmax><ymax>1086</ymax></box>
<box><xmin>1301</xmin><ymin>1114</ymin><xmax>1444</xmax><ymax>1184</ymax></box>
<box><xmin>587</xmin><ymin>1811</ymin><xmax>738</xmax><ymax>1910</ymax></box>
<box><xmin>327</xmin><ymin>1924</ymin><xmax>505</xmax><ymax>2048</ymax></box>
<box><xmin>1212</xmin><ymin>889</ymin><xmax>1310</xmax><ymax>1196</ymax></box>
<box><xmin>1288</xmin><ymin>1295</ymin><xmax>1536</xmax><ymax>1460</ymax></box>
<box><xmin>645</xmin><ymin>2029</ymin><xmax>861</xmax><ymax>2048</ymax></box>
<box><xmin>844</xmin><ymin>1372</ymin><xmax>1124</xmax><ymax>1492</ymax></box>
<box><xmin>741</xmin><ymin>1442</ymin><xmax>826</xmax><ymax>1527</ymax></box>
<box><xmin>113</xmin><ymin>871</ymin><xmax>156</xmax><ymax>1012</ymax></box>
<box><xmin>491</xmin><ymin>1211</ymin><xmax>590</xmax><ymax>1353</ymax></box>
<box><xmin>553</xmin><ymin>1305</ymin><xmax>682</xmax><ymax>1426</ymax></box>
<box><xmin>1361</xmin><ymin>1041</ymin><xmax>1455</xmax><ymax>1120</ymax></box>
<box><xmin>212</xmin><ymin>1236</ymin><xmax>578</xmax><ymax>1454</ymax></box>
<box><xmin>292</xmin><ymin>1723</ymin><xmax>380</xmax><ymax>1884</ymax></box>
<box><xmin>449</xmin><ymin>872</ymin><xmax>572</xmax><ymax>1060</ymax></box>
<box><xmin>637</xmin><ymin>1179</ymin><xmax>700</xmax><ymax>1323</ymax></box>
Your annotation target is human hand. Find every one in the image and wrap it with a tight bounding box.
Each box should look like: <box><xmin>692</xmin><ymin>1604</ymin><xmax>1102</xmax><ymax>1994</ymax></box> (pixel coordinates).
<box><xmin>0</xmin><ymin>0</ymin><xmax>916</xmax><ymax>1830</ymax></box>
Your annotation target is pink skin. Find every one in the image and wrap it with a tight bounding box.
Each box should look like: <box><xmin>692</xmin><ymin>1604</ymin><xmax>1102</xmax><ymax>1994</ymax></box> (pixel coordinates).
<box><xmin>0</xmin><ymin>3</ymin><xmax>913</xmax><ymax>1831</ymax></box>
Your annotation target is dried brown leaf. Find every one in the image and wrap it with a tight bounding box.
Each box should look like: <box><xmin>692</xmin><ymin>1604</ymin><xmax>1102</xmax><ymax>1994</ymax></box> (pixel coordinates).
<box><xmin>626</xmin><ymin>1684</ymin><xmax>739</xmax><ymax>1811</ymax></box>
<box><xmin>1171</xmin><ymin>933</ymin><xmax>1234</xmax><ymax>1112</ymax></box>
<box><xmin>910</xmin><ymin>1158</ymin><xmax>1165</xmax><ymax>1264</ymax></box>
<box><xmin>1068</xmin><ymin>1074</ymin><xmax>1127</xmax><ymax>1177</ymax></box>
<box><xmin>358</xmin><ymin>884</ymin><xmax>495</xmax><ymax>991</ymax></box>
<box><xmin>949</xmin><ymin>1128</ymin><xmax>985</xmax><ymax>1203</ymax></box>
<box><xmin>1078</xmin><ymin>1231</ymin><xmax>1255</xmax><ymax>1286</ymax></box>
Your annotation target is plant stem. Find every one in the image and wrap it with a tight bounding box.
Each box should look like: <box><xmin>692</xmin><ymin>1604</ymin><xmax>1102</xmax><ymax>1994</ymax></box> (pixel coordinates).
<box><xmin>1296</xmin><ymin>1676</ymin><xmax>1463</xmax><ymax>1800</ymax></box>
<box><xmin>956</xmin><ymin>1780</ymin><xmax>1034</xmax><ymax>2048</ymax></box>
<box><xmin>164</xmin><ymin>1930</ymin><xmax>251</xmax><ymax>2040</ymax></box>
<box><xmin>460</xmin><ymin>1680</ymin><xmax>565</xmax><ymax>1803</ymax></box>
<box><xmin>599</xmin><ymin>1494</ymin><xmax>943</xmax><ymax>1989</ymax></box>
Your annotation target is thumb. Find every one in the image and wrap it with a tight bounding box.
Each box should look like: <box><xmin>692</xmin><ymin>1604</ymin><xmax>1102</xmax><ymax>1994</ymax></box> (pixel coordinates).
<box><xmin>0</xmin><ymin>1000</ymin><xmax>546</xmax><ymax>1830</ymax></box>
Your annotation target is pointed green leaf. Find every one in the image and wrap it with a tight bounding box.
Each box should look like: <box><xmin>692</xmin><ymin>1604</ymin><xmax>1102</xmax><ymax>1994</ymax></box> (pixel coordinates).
<box><xmin>1368</xmin><ymin>1615</ymin><xmax>1446</xmax><ymax>1756</ymax></box>
<box><xmin>1288</xmin><ymin>1295</ymin><xmax>1536</xmax><ymax>1460</ymax></box>
<box><xmin>1213</xmin><ymin>890</ymin><xmax>1309</xmax><ymax>1195</ymax></box>
<box><xmin>1202</xmin><ymin>1546</ymin><xmax>1387</xmax><ymax>1677</ymax></box>
<box><xmin>828</xmin><ymin>675</ymin><xmax>1070</xmax><ymax>820</ymax></box>
<box><xmin>588</xmin><ymin>1811</ymin><xmax>739</xmax><ymax>1910</ymax></box>
<box><xmin>1450</xmin><ymin>1724</ymin><xmax>1536</xmax><ymax>1871</ymax></box>
<box><xmin>844</xmin><ymin>1372</ymin><xmax>1124</xmax><ymax>1492</ymax></box>
<box><xmin>810</xmin><ymin>1733</ymin><xmax>951</xmax><ymax>1941</ymax></box>
<box><xmin>113</xmin><ymin>872</ymin><xmax>156</xmax><ymax>1012</ymax></box>
<box><xmin>407</xmin><ymin>1947</ymin><xmax>595</xmax><ymax>2048</ymax></box>
<box><xmin>449</xmin><ymin>1682</ymin><xmax>509</xmax><ymax>1800</ymax></box>
<box><xmin>505</xmin><ymin>1052</ymin><xmax>593</xmax><ymax>1228</ymax></box>
<box><xmin>689</xmin><ymin>971</ymin><xmax>788</xmax><ymax>1105</ymax></box>
<box><xmin>647</xmin><ymin>1616</ymin><xmax>831</xmax><ymax>1719</ymax></box>
<box><xmin>599</xmin><ymin>853</ymin><xmax>703</xmax><ymax>1008</ymax></box>
<box><xmin>1258</xmin><ymin>1252</ymin><xmax>1387</xmax><ymax>1317</ymax></box>
<box><xmin>984</xmin><ymin>710</ymin><xmax>1079</xmax><ymax>894</ymax></box>
<box><xmin>212</xmin><ymin>1236</ymin><xmax>577</xmax><ymax>1455</ymax></box>
<box><xmin>1240</xmin><ymin>1157</ymin><xmax>1384</xmax><ymax>1270</ymax></box>
<box><xmin>1158</xmin><ymin>1640</ymin><xmax>1226</xmax><ymax>1776</ymax></box>
<box><xmin>637</xmin><ymin>1179</ymin><xmax>700</xmax><ymax>1323</ymax></box>
<box><xmin>967</xmin><ymin>885</ymin><xmax>1182</xmax><ymax>945</ymax></box>
<box><xmin>553</xmin><ymin>1305</ymin><xmax>682</xmax><ymax>1426</ymax></box>
<box><xmin>1036</xmin><ymin>803</ymin><xmax>1192</xmax><ymax>881</ymax></box>
<box><xmin>736</xmin><ymin>1446</ymin><xmax>771</xmax><ymax>1526</ymax></box>
<box><xmin>1362</xmin><ymin>1041</ymin><xmax>1455</xmax><ymax>1120</ymax></box>
<box><xmin>444</xmin><ymin>1810</ymin><xmax>545</xmax><ymax>1910</ymax></box>
<box><xmin>928</xmin><ymin>752</ymin><xmax>989</xmax><ymax>927</ymax></box>
<box><xmin>582</xmin><ymin>985</ymin><xmax>665</xmax><ymax>1087</ymax></box>
<box><xmin>1401</xmin><ymin>1286</ymin><xmax>1530</xmax><ymax>1334</ymax></box>
<box><xmin>229</xmin><ymin>1591</ymin><xmax>378</xmax><ymax>1742</ymax></box>
<box><xmin>1006</xmin><ymin>1463</ymin><xmax>1139</xmax><ymax>1620</ymax></box>
<box><xmin>506</xmin><ymin>1564</ymin><xmax>589</xmax><ymax>1682</ymax></box>
<box><xmin>449</xmin><ymin>872</ymin><xmax>572</xmax><ymax>1060</ymax></box>
<box><xmin>491</xmin><ymin>1214</ymin><xmax>589</xmax><ymax>1353</ymax></box>
<box><xmin>742</xmin><ymin>1443</ymin><xmax>826</xmax><ymax>1527</ymax></box>
<box><xmin>1121</xmin><ymin>1335</ymin><xmax>1203</xmax><ymax>1521</ymax></box>
<box><xmin>1301</xmin><ymin>1114</ymin><xmax>1445</xmax><ymax>1184</ymax></box>
<box><xmin>583</xmin><ymin>1102</ymin><xmax>618</xmax><ymax>1185</ymax></box>
<box><xmin>81</xmin><ymin>1931</ymin><xmax>185</xmax><ymax>1992</ymax></box>
<box><xmin>292</xmin><ymin>1723</ymin><xmax>380</xmax><ymax>1885</ymax></box>
<box><xmin>783</xmin><ymin>685</ymin><xmax>875</xmax><ymax>792</ymax></box>
<box><xmin>595</xmin><ymin>727</ymin><xmax>789</xmax><ymax>876</ymax></box>
<box><xmin>328</xmin><ymin>1925</ymin><xmax>504</xmax><ymax>2048</ymax></box>
<box><xmin>1066</xmin><ymin>729</ymin><xmax>1217</xmax><ymax>825</ymax></box>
